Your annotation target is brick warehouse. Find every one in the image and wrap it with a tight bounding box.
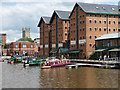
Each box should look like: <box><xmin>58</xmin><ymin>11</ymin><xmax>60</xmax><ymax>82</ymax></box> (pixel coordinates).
<box><xmin>38</xmin><ymin>17</ymin><xmax>51</xmax><ymax>58</ymax></box>
<box><xmin>69</xmin><ymin>2</ymin><xmax>119</xmax><ymax>59</ymax></box>
<box><xmin>7</xmin><ymin>41</ymin><xmax>40</xmax><ymax>56</ymax></box>
<box><xmin>50</xmin><ymin>10</ymin><xmax>71</xmax><ymax>53</ymax></box>
<box><xmin>38</xmin><ymin>2</ymin><xmax>120</xmax><ymax>59</ymax></box>
<box><xmin>38</xmin><ymin>10</ymin><xmax>70</xmax><ymax>58</ymax></box>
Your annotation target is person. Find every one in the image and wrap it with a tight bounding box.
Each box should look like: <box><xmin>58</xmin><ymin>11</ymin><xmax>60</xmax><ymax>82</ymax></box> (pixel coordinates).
<box><xmin>99</xmin><ymin>55</ymin><xmax>102</xmax><ymax>61</ymax></box>
<box><xmin>104</xmin><ymin>55</ymin><xmax>107</xmax><ymax>61</ymax></box>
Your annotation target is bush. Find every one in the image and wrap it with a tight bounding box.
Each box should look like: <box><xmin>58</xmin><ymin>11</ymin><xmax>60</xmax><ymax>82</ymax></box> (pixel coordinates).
<box><xmin>17</xmin><ymin>38</ymin><xmax>34</xmax><ymax>42</ymax></box>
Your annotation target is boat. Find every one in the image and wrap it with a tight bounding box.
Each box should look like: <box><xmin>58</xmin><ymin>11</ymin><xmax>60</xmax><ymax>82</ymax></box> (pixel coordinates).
<box><xmin>8</xmin><ymin>55</ymin><xmax>23</xmax><ymax>64</ymax></box>
<box><xmin>41</xmin><ymin>59</ymin><xmax>71</xmax><ymax>69</ymax></box>
<box><xmin>23</xmin><ymin>57</ymin><xmax>44</xmax><ymax>67</ymax></box>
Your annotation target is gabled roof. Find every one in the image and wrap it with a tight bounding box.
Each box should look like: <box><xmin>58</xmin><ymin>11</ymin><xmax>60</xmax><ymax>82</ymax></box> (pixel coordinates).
<box><xmin>55</xmin><ymin>10</ymin><xmax>71</xmax><ymax>20</ymax></box>
<box><xmin>70</xmin><ymin>2</ymin><xmax>119</xmax><ymax>17</ymax></box>
<box><xmin>37</xmin><ymin>16</ymin><xmax>51</xmax><ymax>27</ymax></box>
<box><xmin>78</xmin><ymin>2</ymin><xmax>118</xmax><ymax>14</ymax></box>
<box><xmin>50</xmin><ymin>10</ymin><xmax>71</xmax><ymax>23</ymax></box>
<box><xmin>95</xmin><ymin>32</ymin><xmax>120</xmax><ymax>40</ymax></box>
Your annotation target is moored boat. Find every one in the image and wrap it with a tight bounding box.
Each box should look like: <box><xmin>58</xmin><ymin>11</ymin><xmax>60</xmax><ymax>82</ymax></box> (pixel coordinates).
<box><xmin>41</xmin><ymin>59</ymin><xmax>71</xmax><ymax>69</ymax></box>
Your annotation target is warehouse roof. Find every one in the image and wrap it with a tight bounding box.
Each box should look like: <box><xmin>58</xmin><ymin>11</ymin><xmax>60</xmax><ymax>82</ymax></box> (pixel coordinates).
<box><xmin>50</xmin><ymin>10</ymin><xmax>71</xmax><ymax>23</ymax></box>
<box><xmin>70</xmin><ymin>2</ymin><xmax>119</xmax><ymax>17</ymax></box>
<box><xmin>77</xmin><ymin>2</ymin><xmax>118</xmax><ymax>14</ymax></box>
<box><xmin>95</xmin><ymin>32</ymin><xmax>120</xmax><ymax>40</ymax></box>
<box><xmin>37</xmin><ymin>16</ymin><xmax>51</xmax><ymax>27</ymax></box>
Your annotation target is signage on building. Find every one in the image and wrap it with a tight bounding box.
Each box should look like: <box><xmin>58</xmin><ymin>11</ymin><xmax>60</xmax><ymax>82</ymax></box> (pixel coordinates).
<box><xmin>40</xmin><ymin>45</ymin><xmax>43</xmax><ymax>48</ymax></box>
<box><xmin>71</xmin><ymin>40</ymin><xmax>76</xmax><ymax>45</ymax></box>
<box><xmin>58</xmin><ymin>43</ymin><xmax>63</xmax><ymax>47</ymax></box>
<box><xmin>45</xmin><ymin>45</ymin><xmax>48</xmax><ymax>48</ymax></box>
<box><xmin>52</xmin><ymin>44</ymin><xmax>56</xmax><ymax>48</ymax></box>
<box><xmin>79</xmin><ymin>39</ymin><xmax>86</xmax><ymax>44</ymax></box>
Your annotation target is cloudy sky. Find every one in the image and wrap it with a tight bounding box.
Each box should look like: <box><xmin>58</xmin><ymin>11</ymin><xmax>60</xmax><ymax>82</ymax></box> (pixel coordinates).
<box><xmin>0</xmin><ymin>0</ymin><xmax>119</xmax><ymax>43</ymax></box>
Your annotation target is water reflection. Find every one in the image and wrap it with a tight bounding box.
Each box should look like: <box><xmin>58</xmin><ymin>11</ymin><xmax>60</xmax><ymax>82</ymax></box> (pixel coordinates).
<box><xmin>2</xmin><ymin>62</ymin><xmax>119</xmax><ymax>88</ymax></box>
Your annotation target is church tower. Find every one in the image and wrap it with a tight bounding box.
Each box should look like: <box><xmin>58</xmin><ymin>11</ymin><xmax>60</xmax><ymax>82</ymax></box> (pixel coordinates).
<box><xmin>22</xmin><ymin>27</ymin><xmax>30</xmax><ymax>38</ymax></box>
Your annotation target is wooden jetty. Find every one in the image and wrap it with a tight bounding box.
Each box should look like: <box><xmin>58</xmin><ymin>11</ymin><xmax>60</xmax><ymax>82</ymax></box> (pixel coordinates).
<box><xmin>65</xmin><ymin>63</ymin><xmax>117</xmax><ymax>69</ymax></box>
<box><xmin>66</xmin><ymin>59</ymin><xmax>120</xmax><ymax>69</ymax></box>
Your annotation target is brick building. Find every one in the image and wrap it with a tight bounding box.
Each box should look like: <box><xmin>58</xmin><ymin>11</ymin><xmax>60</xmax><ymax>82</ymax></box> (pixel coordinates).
<box><xmin>38</xmin><ymin>17</ymin><xmax>51</xmax><ymax>58</ymax></box>
<box><xmin>50</xmin><ymin>10</ymin><xmax>71</xmax><ymax>53</ymax></box>
<box><xmin>69</xmin><ymin>2</ymin><xmax>119</xmax><ymax>59</ymax></box>
<box><xmin>7</xmin><ymin>41</ymin><xmax>39</xmax><ymax>56</ymax></box>
<box><xmin>0</xmin><ymin>33</ymin><xmax>6</xmax><ymax>48</ymax></box>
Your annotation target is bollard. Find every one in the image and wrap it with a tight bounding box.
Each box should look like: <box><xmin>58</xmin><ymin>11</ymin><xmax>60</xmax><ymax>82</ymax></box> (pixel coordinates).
<box><xmin>75</xmin><ymin>65</ymin><xmax>78</xmax><ymax>69</ymax></box>
<box><xmin>106</xmin><ymin>64</ymin><xmax>107</xmax><ymax>69</ymax></box>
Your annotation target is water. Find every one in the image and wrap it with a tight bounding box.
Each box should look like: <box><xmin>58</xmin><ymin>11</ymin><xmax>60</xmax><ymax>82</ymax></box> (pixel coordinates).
<box><xmin>2</xmin><ymin>61</ymin><xmax>119</xmax><ymax>88</ymax></box>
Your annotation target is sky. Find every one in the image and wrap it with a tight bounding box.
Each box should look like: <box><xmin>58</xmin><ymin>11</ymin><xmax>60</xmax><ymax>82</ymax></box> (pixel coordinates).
<box><xmin>0</xmin><ymin>0</ymin><xmax>119</xmax><ymax>43</ymax></box>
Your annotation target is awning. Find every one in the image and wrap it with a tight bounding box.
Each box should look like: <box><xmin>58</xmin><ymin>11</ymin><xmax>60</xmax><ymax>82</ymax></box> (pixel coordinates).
<box><xmin>58</xmin><ymin>47</ymin><xmax>69</xmax><ymax>54</ymax></box>
<box><xmin>52</xmin><ymin>50</ymin><xmax>57</xmax><ymax>54</ymax></box>
<box><xmin>68</xmin><ymin>49</ymin><xmax>83</xmax><ymax>54</ymax></box>
<box><xmin>109</xmin><ymin>48</ymin><xmax>120</xmax><ymax>52</ymax></box>
<box><xmin>95</xmin><ymin>49</ymin><xmax>106</xmax><ymax>52</ymax></box>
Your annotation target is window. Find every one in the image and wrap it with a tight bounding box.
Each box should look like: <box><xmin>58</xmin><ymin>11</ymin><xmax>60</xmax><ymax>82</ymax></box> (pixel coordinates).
<box><xmin>23</xmin><ymin>44</ymin><xmax>27</xmax><ymax>48</ymax></box>
<box><xmin>31</xmin><ymin>44</ymin><xmax>33</xmax><ymax>48</ymax></box>
<box><xmin>94</xmin><ymin>20</ymin><xmax>97</xmax><ymax>24</ymax></box>
<box><xmin>31</xmin><ymin>50</ymin><xmax>33</xmax><ymax>54</ymax></box>
<box><xmin>104</xmin><ymin>28</ymin><xmax>106</xmax><ymax>31</ymax></box>
<box><xmin>89</xmin><ymin>27</ymin><xmax>92</xmax><ymax>31</ymax></box>
<box><xmin>109</xmin><ymin>16</ymin><xmax>111</xmax><ymax>18</ymax></box>
<box><xmin>99</xmin><ymin>20</ymin><xmax>101</xmax><ymax>23</ymax></box>
<box><xmin>89</xmin><ymin>14</ymin><xmax>91</xmax><ymax>17</ymax></box>
<box><xmin>89</xmin><ymin>20</ymin><xmax>92</xmax><ymax>23</ymax></box>
<box><xmin>118</xmin><ymin>21</ymin><xmax>120</xmax><ymax>24</ymax></box>
<box><xmin>109</xmin><ymin>21</ymin><xmax>111</xmax><ymax>24</ymax></box>
<box><xmin>36</xmin><ymin>45</ymin><xmax>38</xmax><ymax>48</ymax></box>
<box><xmin>94</xmin><ymin>27</ymin><xmax>97</xmax><ymax>31</ymax></box>
<box><xmin>94</xmin><ymin>36</ymin><xmax>97</xmax><ymax>39</ymax></box>
<box><xmin>109</xmin><ymin>28</ymin><xmax>111</xmax><ymax>31</ymax></box>
<box><xmin>89</xmin><ymin>36</ymin><xmax>92</xmax><ymax>39</ymax></box>
<box><xmin>104</xmin><ymin>21</ymin><xmax>106</xmax><ymax>24</ymax></box>
<box><xmin>99</xmin><ymin>28</ymin><xmax>101</xmax><ymax>31</ymax></box>
<box><xmin>118</xmin><ymin>28</ymin><xmax>120</xmax><ymax>32</ymax></box>
<box><xmin>89</xmin><ymin>43</ymin><xmax>92</xmax><ymax>47</ymax></box>
<box><xmin>113</xmin><ymin>16</ymin><xmax>115</xmax><ymax>18</ymax></box>
<box><xmin>80</xmin><ymin>21</ymin><xmax>81</xmax><ymax>24</ymax></box>
<box><xmin>16</xmin><ymin>44</ymin><xmax>18</xmax><ymax>48</ymax></box>
<box><xmin>99</xmin><ymin>15</ymin><xmax>101</xmax><ymax>17</ymax></box>
<box><xmin>65</xmin><ymin>33</ymin><xmax>67</xmax><ymax>36</ymax></box>
<box><xmin>113</xmin><ymin>21</ymin><xmax>115</xmax><ymax>24</ymax></box>
<box><xmin>113</xmin><ymin>28</ymin><xmax>116</xmax><ymax>32</ymax></box>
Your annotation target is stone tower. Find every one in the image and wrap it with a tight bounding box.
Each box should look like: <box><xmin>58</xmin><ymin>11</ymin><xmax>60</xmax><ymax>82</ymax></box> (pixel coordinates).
<box><xmin>22</xmin><ymin>27</ymin><xmax>30</xmax><ymax>38</ymax></box>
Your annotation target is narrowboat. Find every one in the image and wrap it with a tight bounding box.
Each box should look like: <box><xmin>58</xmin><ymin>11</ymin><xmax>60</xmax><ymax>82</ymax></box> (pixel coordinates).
<box><xmin>41</xmin><ymin>59</ymin><xmax>71</xmax><ymax>69</ymax></box>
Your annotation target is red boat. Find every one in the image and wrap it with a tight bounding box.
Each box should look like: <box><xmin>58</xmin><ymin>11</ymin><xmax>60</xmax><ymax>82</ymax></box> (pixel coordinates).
<box><xmin>41</xmin><ymin>59</ymin><xmax>71</xmax><ymax>69</ymax></box>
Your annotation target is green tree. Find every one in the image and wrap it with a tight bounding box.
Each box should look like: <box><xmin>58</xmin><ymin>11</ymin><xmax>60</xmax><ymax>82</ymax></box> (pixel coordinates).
<box><xmin>17</xmin><ymin>37</ymin><xmax>34</xmax><ymax>42</ymax></box>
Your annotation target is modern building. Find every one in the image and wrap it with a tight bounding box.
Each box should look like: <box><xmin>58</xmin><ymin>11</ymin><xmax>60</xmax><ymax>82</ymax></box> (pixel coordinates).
<box><xmin>69</xmin><ymin>2</ymin><xmax>119</xmax><ymax>59</ymax></box>
<box><xmin>38</xmin><ymin>17</ymin><xmax>51</xmax><ymax>58</ymax></box>
<box><xmin>50</xmin><ymin>10</ymin><xmax>71</xmax><ymax>53</ymax></box>
<box><xmin>7</xmin><ymin>41</ymin><xmax>39</xmax><ymax>56</ymax></box>
<box><xmin>34</xmin><ymin>38</ymin><xmax>40</xmax><ymax>44</ymax></box>
<box><xmin>95</xmin><ymin>32</ymin><xmax>120</xmax><ymax>59</ymax></box>
<box><xmin>22</xmin><ymin>27</ymin><xmax>30</xmax><ymax>38</ymax></box>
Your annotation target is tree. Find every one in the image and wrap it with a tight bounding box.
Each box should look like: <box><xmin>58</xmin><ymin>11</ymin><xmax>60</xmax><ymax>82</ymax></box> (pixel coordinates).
<box><xmin>17</xmin><ymin>37</ymin><xmax>34</xmax><ymax>42</ymax></box>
